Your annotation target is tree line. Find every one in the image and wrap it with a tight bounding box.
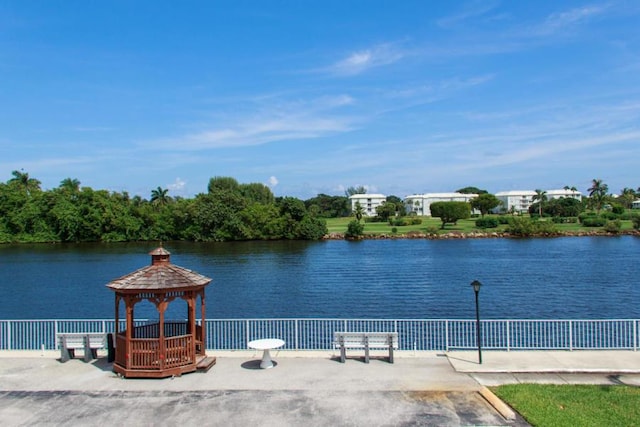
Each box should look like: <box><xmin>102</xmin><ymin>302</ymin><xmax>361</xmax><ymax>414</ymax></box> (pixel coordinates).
<box><xmin>0</xmin><ymin>171</ymin><xmax>332</xmax><ymax>243</ymax></box>
<box><xmin>2</xmin><ymin>171</ymin><xmax>638</xmax><ymax>243</ymax></box>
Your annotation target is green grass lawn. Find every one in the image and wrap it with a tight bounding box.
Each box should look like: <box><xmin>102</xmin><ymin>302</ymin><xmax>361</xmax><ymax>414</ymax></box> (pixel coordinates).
<box><xmin>324</xmin><ymin>215</ymin><xmax>635</xmax><ymax>236</ymax></box>
<box><xmin>493</xmin><ymin>384</ymin><xmax>640</xmax><ymax>427</ymax></box>
<box><xmin>325</xmin><ymin>216</ymin><xmax>502</xmax><ymax>235</ymax></box>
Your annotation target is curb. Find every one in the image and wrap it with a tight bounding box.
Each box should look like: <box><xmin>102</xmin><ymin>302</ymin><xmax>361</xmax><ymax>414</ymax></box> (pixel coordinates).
<box><xmin>478</xmin><ymin>386</ymin><xmax>516</xmax><ymax>421</ymax></box>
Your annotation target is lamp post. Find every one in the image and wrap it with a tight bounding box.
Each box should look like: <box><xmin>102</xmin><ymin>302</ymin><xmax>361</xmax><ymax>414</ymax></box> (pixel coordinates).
<box><xmin>470</xmin><ymin>280</ymin><xmax>482</xmax><ymax>364</ymax></box>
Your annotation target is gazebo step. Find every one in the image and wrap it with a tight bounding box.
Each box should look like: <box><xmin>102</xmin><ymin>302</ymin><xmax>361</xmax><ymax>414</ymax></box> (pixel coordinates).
<box><xmin>196</xmin><ymin>356</ymin><xmax>216</xmax><ymax>372</ymax></box>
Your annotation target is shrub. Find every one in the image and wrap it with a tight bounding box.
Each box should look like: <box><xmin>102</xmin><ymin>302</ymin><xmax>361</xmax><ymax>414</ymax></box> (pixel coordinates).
<box><xmin>391</xmin><ymin>227</ymin><xmax>398</xmax><ymax>233</ymax></box>
<box><xmin>601</xmin><ymin>211</ymin><xmax>620</xmax><ymax>220</ymax></box>
<box><xmin>552</xmin><ymin>216</ymin><xmax>578</xmax><ymax>224</ymax></box>
<box><xmin>425</xmin><ymin>226</ymin><xmax>439</xmax><ymax>235</ymax></box>
<box><xmin>506</xmin><ymin>217</ymin><xmax>558</xmax><ymax>237</ymax></box>
<box><xmin>393</xmin><ymin>218</ymin><xmax>407</xmax><ymax>226</ymax></box>
<box><xmin>578</xmin><ymin>212</ymin><xmax>598</xmax><ymax>224</ymax></box>
<box><xmin>475</xmin><ymin>217</ymin><xmax>498</xmax><ymax>229</ymax></box>
<box><xmin>582</xmin><ymin>216</ymin><xmax>606</xmax><ymax>227</ymax></box>
<box><xmin>604</xmin><ymin>220</ymin><xmax>622</xmax><ymax>233</ymax></box>
<box><xmin>632</xmin><ymin>215</ymin><xmax>640</xmax><ymax>230</ymax></box>
<box><xmin>364</xmin><ymin>216</ymin><xmax>384</xmax><ymax>223</ymax></box>
<box><xmin>345</xmin><ymin>220</ymin><xmax>364</xmax><ymax>239</ymax></box>
<box><xmin>410</xmin><ymin>218</ymin><xmax>422</xmax><ymax>225</ymax></box>
<box><xmin>611</xmin><ymin>205</ymin><xmax>625</xmax><ymax>215</ymax></box>
<box><xmin>497</xmin><ymin>216</ymin><xmax>510</xmax><ymax>225</ymax></box>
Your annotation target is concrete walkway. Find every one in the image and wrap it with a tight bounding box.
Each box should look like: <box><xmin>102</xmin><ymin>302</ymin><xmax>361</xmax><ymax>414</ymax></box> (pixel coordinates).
<box><xmin>1</xmin><ymin>349</ymin><xmax>639</xmax><ymax>426</ymax></box>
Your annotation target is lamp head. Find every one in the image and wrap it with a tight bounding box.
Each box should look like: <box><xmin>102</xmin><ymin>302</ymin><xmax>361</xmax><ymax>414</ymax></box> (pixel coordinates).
<box><xmin>470</xmin><ymin>280</ymin><xmax>482</xmax><ymax>293</ymax></box>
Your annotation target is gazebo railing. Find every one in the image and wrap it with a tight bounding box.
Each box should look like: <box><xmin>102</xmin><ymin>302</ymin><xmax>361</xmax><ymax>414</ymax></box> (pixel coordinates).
<box><xmin>117</xmin><ymin>334</ymin><xmax>194</xmax><ymax>370</ymax></box>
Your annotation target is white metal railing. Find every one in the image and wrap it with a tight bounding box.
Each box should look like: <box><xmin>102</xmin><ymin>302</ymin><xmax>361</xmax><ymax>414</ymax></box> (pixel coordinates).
<box><xmin>0</xmin><ymin>319</ymin><xmax>638</xmax><ymax>351</ymax></box>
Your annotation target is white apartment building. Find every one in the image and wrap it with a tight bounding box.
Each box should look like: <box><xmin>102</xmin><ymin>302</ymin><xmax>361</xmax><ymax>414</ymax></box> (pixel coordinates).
<box><xmin>546</xmin><ymin>189</ymin><xmax>582</xmax><ymax>200</ymax></box>
<box><xmin>404</xmin><ymin>193</ymin><xmax>478</xmax><ymax>217</ymax></box>
<box><xmin>494</xmin><ymin>191</ymin><xmax>537</xmax><ymax>214</ymax></box>
<box><xmin>496</xmin><ymin>189</ymin><xmax>582</xmax><ymax>213</ymax></box>
<box><xmin>349</xmin><ymin>194</ymin><xmax>387</xmax><ymax>217</ymax></box>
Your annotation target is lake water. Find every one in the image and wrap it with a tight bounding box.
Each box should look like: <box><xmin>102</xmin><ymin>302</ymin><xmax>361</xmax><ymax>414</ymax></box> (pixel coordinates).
<box><xmin>0</xmin><ymin>237</ymin><xmax>639</xmax><ymax>320</ymax></box>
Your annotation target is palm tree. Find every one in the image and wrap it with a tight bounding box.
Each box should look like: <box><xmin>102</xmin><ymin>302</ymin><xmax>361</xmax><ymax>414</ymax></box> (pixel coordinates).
<box><xmin>9</xmin><ymin>169</ymin><xmax>41</xmax><ymax>196</ymax></box>
<box><xmin>59</xmin><ymin>178</ymin><xmax>81</xmax><ymax>192</ymax></box>
<box><xmin>619</xmin><ymin>188</ymin><xmax>637</xmax><ymax>209</ymax></box>
<box><xmin>354</xmin><ymin>201</ymin><xmax>365</xmax><ymax>222</ymax></box>
<box><xmin>150</xmin><ymin>187</ymin><xmax>170</xmax><ymax>207</ymax></box>
<box><xmin>588</xmin><ymin>179</ymin><xmax>609</xmax><ymax>214</ymax></box>
<box><xmin>532</xmin><ymin>189</ymin><xmax>547</xmax><ymax>217</ymax></box>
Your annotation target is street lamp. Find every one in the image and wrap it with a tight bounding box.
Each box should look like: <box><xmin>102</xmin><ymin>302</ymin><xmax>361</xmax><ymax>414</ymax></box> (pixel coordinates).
<box><xmin>470</xmin><ymin>280</ymin><xmax>482</xmax><ymax>364</ymax></box>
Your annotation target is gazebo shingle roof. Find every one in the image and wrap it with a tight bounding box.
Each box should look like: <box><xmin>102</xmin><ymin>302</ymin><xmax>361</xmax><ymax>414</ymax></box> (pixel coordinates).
<box><xmin>106</xmin><ymin>247</ymin><xmax>211</xmax><ymax>291</ymax></box>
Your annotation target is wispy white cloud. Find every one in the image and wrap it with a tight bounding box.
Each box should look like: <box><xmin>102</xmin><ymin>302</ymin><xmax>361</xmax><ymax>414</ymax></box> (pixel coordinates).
<box><xmin>437</xmin><ymin>0</ymin><xmax>502</xmax><ymax>28</ymax></box>
<box><xmin>532</xmin><ymin>4</ymin><xmax>608</xmax><ymax>36</ymax></box>
<box><xmin>424</xmin><ymin>3</ymin><xmax>610</xmax><ymax>62</ymax></box>
<box><xmin>268</xmin><ymin>176</ymin><xmax>278</xmax><ymax>187</ymax></box>
<box><xmin>387</xmin><ymin>74</ymin><xmax>494</xmax><ymax>100</ymax></box>
<box><xmin>324</xmin><ymin>43</ymin><xmax>407</xmax><ymax>76</ymax></box>
<box><xmin>149</xmin><ymin>94</ymin><xmax>359</xmax><ymax>150</ymax></box>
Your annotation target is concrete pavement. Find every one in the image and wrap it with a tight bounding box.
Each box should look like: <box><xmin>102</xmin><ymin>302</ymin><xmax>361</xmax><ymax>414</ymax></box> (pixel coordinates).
<box><xmin>1</xmin><ymin>349</ymin><xmax>639</xmax><ymax>426</ymax></box>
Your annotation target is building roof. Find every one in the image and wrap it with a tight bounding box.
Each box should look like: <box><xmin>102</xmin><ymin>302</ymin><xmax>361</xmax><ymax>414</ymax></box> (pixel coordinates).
<box><xmin>348</xmin><ymin>193</ymin><xmax>386</xmax><ymax>199</ymax></box>
<box><xmin>106</xmin><ymin>247</ymin><xmax>212</xmax><ymax>292</ymax></box>
<box><xmin>495</xmin><ymin>190</ymin><xmax>537</xmax><ymax>197</ymax></box>
<box><xmin>405</xmin><ymin>193</ymin><xmax>477</xmax><ymax>199</ymax></box>
<box><xmin>546</xmin><ymin>189</ymin><xmax>582</xmax><ymax>196</ymax></box>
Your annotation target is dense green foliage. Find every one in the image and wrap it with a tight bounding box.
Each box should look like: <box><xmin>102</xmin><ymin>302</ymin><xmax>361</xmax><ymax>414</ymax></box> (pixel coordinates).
<box><xmin>493</xmin><ymin>384</ymin><xmax>640</xmax><ymax>427</ymax></box>
<box><xmin>506</xmin><ymin>217</ymin><xmax>558</xmax><ymax>236</ymax></box>
<box><xmin>345</xmin><ymin>219</ymin><xmax>365</xmax><ymax>239</ymax></box>
<box><xmin>531</xmin><ymin>197</ymin><xmax>583</xmax><ymax>218</ymax></box>
<box><xmin>304</xmin><ymin>194</ymin><xmax>349</xmax><ymax>218</ymax></box>
<box><xmin>430</xmin><ymin>201</ymin><xmax>471</xmax><ymax>229</ymax></box>
<box><xmin>475</xmin><ymin>217</ymin><xmax>498</xmax><ymax>229</ymax></box>
<box><xmin>0</xmin><ymin>172</ymin><xmax>326</xmax><ymax>243</ymax></box>
<box><xmin>470</xmin><ymin>193</ymin><xmax>500</xmax><ymax>216</ymax></box>
<box><xmin>375</xmin><ymin>202</ymin><xmax>397</xmax><ymax>221</ymax></box>
<box><xmin>456</xmin><ymin>186</ymin><xmax>487</xmax><ymax>194</ymax></box>
<box><xmin>390</xmin><ymin>217</ymin><xmax>422</xmax><ymax>226</ymax></box>
<box><xmin>581</xmin><ymin>216</ymin><xmax>607</xmax><ymax>227</ymax></box>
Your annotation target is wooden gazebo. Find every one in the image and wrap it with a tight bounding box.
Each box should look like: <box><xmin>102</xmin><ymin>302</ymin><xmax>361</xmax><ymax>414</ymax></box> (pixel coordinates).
<box><xmin>106</xmin><ymin>246</ymin><xmax>216</xmax><ymax>378</ymax></box>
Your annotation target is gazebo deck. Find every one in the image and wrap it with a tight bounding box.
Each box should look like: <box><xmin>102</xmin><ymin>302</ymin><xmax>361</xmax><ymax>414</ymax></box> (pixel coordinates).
<box><xmin>113</xmin><ymin>321</ymin><xmax>213</xmax><ymax>378</ymax></box>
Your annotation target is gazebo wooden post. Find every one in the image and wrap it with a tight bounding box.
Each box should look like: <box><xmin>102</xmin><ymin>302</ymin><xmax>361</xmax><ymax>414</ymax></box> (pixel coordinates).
<box><xmin>187</xmin><ymin>294</ymin><xmax>196</xmax><ymax>358</ymax></box>
<box><xmin>125</xmin><ymin>299</ymin><xmax>134</xmax><ymax>370</ymax></box>
<box><xmin>157</xmin><ymin>297</ymin><xmax>167</xmax><ymax>371</ymax></box>
<box><xmin>114</xmin><ymin>295</ymin><xmax>120</xmax><ymax>336</ymax></box>
<box><xmin>200</xmin><ymin>290</ymin><xmax>206</xmax><ymax>352</ymax></box>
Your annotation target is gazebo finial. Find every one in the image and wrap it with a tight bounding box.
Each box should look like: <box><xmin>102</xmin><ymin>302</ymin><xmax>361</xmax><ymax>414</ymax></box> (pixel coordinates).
<box><xmin>149</xmin><ymin>245</ymin><xmax>171</xmax><ymax>265</ymax></box>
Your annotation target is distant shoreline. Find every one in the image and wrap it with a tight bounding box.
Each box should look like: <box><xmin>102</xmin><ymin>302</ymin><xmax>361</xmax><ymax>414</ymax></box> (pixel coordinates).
<box><xmin>324</xmin><ymin>229</ymin><xmax>640</xmax><ymax>240</ymax></box>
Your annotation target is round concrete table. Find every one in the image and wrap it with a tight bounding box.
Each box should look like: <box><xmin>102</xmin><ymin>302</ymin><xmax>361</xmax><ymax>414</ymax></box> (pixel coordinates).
<box><xmin>248</xmin><ymin>338</ymin><xmax>285</xmax><ymax>369</ymax></box>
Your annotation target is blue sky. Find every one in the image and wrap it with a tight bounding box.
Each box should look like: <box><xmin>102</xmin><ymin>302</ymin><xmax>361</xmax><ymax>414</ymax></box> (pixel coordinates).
<box><xmin>2</xmin><ymin>1</ymin><xmax>639</xmax><ymax>199</ymax></box>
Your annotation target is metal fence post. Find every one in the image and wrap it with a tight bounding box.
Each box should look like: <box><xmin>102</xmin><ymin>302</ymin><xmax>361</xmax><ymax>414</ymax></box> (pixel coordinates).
<box><xmin>445</xmin><ymin>320</ymin><xmax>449</xmax><ymax>352</ymax></box>
<box><xmin>7</xmin><ymin>320</ymin><xmax>11</xmax><ymax>350</ymax></box>
<box><xmin>54</xmin><ymin>320</ymin><xmax>59</xmax><ymax>350</ymax></box>
<box><xmin>246</xmin><ymin>320</ymin><xmax>250</xmax><ymax>347</ymax></box>
<box><xmin>506</xmin><ymin>320</ymin><xmax>510</xmax><ymax>352</ymax></box>
<box><xmin>569</xmin><ymin>320</ymin><xmax>573</xmax><ymax>351</ymax></box>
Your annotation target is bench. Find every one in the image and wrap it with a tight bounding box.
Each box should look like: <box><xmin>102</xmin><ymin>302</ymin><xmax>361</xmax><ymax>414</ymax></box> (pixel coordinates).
<box><xmin>57</xmin><ymin>333</ymin><xmax>106</xmax><ymax>362</ymax></box>
<box><xmin>333</xmin><ymin>332</ymin><xmax>398</xmax><ymax>363</ymax></box>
